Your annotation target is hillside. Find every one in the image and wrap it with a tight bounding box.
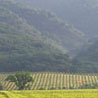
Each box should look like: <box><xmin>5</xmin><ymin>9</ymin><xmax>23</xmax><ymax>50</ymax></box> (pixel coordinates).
<box><xmin>0</xmin><ymin>0</ymin><xmax>85</xmax><ymax>55</ymax></box>
<box><xmin>77</xmin><ymin>40</ymin><xmax>98</xmax><ymax>63</ymax></box>
<box><xmin>15</xmin><ymin>0</ymin><xmax>98</xmax><ymax>39</ymax></box>
<box><xmin>1</xmin><ymin>0</ymin><xmax>98</xmax><ymax>73</ymax></box>
<box><xmin>0</xmin><ymin>2</ymin><xmax>72</xmax><ymax>72</ymax></box>
<box><xmin>72</xmin><ymin>38</ymin><xmax>98</xmax><ymax>73</ymax></box>
<box><xmin>75</xmin><ymin>38</ymin><xmax>98</xmax><ymax>63</ymax></box>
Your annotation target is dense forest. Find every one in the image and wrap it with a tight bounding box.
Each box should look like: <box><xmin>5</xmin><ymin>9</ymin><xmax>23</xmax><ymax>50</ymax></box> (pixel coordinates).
<box><xmin>0</xmin><ymin>0</ymin><xmax>72</xmax><ymax>72</ymax></box>
<box><xmin>15</xmin><ymin>0</ymin><xmax>98</xmax><ymax>38</ymax></box>
<box><xmin>0</xmin><ymin>0</ymin><xmax>98</xmax><ymax>73</ymax></box>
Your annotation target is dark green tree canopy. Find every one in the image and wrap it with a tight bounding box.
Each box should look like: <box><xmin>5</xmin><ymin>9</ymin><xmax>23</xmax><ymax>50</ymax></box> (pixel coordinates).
<box><xmin>5</xmin><ymin>72</ymin><xmax>33</xmax><ymax>90</ymax></box>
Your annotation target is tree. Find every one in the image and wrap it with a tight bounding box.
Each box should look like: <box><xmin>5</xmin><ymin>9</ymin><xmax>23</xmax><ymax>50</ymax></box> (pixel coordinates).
<box><xmin>5</xmin><ymin>72</ymin><xmax>33</xmax><ymax>90</ymax></box>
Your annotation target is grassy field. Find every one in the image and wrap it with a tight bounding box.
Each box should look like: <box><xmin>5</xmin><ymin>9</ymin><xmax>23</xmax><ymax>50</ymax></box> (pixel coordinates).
<box><xmin>0</xmin><ymin>72</ymin><xmax>98</xmax><ymax>90</ymax></box>
<box><xmin>0</xmin><ymin>90</ymin><xmax>98</xmax><ymax>98</ymax></box>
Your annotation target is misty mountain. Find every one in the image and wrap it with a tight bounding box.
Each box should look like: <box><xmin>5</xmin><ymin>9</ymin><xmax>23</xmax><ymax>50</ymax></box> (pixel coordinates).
<box><xmin>14</xmin><ymin>0</ymin><xmax>98</xmax><ymax>73</ymax></box>
<box><xmin>0</xmin><ymin>0</ymin><xmax>73</xmax><ymax>72</ymax></box>
<box><xmin>75</xmin><ymin>38</ymin><xmax>98</xmax><ymax>64</ymax></box>
<box><xmin>1</xmin><ymin>0</ymin><xmax>98</xmax><ymax>73</ymax></box>
<box><xmin>15</xmin><ymin>0</ymin><xmax>98</xmax><ymax>39</ymax></box>
<box><xmin>0</xmin><ymin>0</ymin><xmax>85</xmax><ymax>55</ymax></box>
<box><xmin>72</xmin><ymin>37</ymin><xmax>98</xmax><ymax>73</ymax></box>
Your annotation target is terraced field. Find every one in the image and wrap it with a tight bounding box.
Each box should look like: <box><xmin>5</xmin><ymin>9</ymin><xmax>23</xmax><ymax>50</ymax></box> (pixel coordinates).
<box><xmin>0</xmin><ymin>72</ymin><xmax>98</xmax><ymax>90</ymax></box>
<box><xmin>0</xmin><ymin>90</ymin><xmax>98</xmax><ymax>98</ymax></box>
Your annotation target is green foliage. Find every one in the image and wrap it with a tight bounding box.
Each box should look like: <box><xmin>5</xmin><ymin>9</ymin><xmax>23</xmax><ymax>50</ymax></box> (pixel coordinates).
<box><xmin>73</xmin><ymin>38</ymin><xmax>98</xmax><ymax>73</ymax></box>
<box><xmin>39</xmin><ymin>88</ymin><xmax>45</xmax><ymax>90</ymax></box>
<box><xmin>78</xmin><ymin>83</ymin><xmax>98</xmax><ymax>89</ymax></box>
<box><xmin>0</xmin><ymin>83</ymin><xmax>3</xmax><ymax>90</ymax></box>
<box><xmin>0</xmin><ymin>73</ymin><xmax>98</xmax><ymax>90</ymax></box>
<box><xmin>1</xmin><ymin>0</ymin><xmax>97</xmax><ymax>74</ymax></box>
<box><xmin>78</xmin><ymin>84</ymin><xmax>92</xmax><ymax>89</ymax></box>
<box><xmin>49</xmin><ymin>87</ymin><xmax>56</xmax><ymax>90</ymax></box>
<box><xmin>69</xmin><ymin>86</ymin><xmax>75</xmax><ymax>89</ymax></box>
<box><xmin>0</xmin><ymin>0</ymin><xmax>72</xmax><ymax>72</ymax></box>
<box><xmin>62</xmin><ymin>87</ymin><xmax>68</xmax><ymax>89</ymax></box>
<box><xmin>5</xmin><ymin>72</ymin><xmax>33</xmax><ymax>90</ymax></box>
<box><xmin>1</xmin><ymin>90</ymin><xmax>98</xmax><ymax>98</ymax></box>
<box><xmin>0</xmin><ymin>0</ymin><xmax>84</xmax><ymax>54</ymax></box>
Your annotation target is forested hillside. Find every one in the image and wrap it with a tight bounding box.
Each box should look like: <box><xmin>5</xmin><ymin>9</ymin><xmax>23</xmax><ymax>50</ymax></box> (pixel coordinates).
<box><xmin>72</xmin><ymin>37</ymin><xmax>98</xmax><ymax>73</ymax></box>
<box><xmin>0</xmin><ymin>0</ymin><xmax>73</xmax><ymax>72</ymax></box>
<box><xmin>0</xmin><ymin>0</ymin><xmax>85</xmax><ymax>55</ymax></box>
<box><xmin>15</xmin><ymin>0</ymin><xmax>98</xmax><ymax>39</ymax></box>
<box><xmin>77</xmin><ymin>39</ymin><xmax>98</xmax><ymax>63</ymax></box>
<box><xmin>0</xmin><ymin>0</ymin><xmax>98</xmax><ymax>73</ymax></box>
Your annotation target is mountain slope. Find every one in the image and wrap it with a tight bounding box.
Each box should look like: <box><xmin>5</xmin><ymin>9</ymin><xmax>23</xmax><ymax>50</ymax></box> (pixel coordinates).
<box><xmin>13</xmin><ymin>0</ymin><xmax>98</xmax><ymax>73</ymax></box>
<box><xmin>0</xmin><ymin>0</ymin><xmax>85</xmax><ymax>55</ymax></box>
<box><xmin>0</xmin><ymin>3</ymin><xmax>72</xmax><ymax>72</ymax></box>
<box><xmin>72</xmin><ymin>37</ymin><xmax>98</xmax><ymax>73</ymax></box>
<box><xmin>15</xmin><ymin>0</ymin><xmax>98</xmax><ymax>39</ymax></box>
<box><xmin>0</xmin><ymin>0</ymin><xmax>98</xmax><ymax>73</ymax></box>
<box><xmin>76</xmin><ymin>38</ymin><xmax>98</xmax><ymax>63</ymax></box>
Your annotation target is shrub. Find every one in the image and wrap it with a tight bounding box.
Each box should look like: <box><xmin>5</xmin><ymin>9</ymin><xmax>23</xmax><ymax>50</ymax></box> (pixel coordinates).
<box><xmin>62</xmin><ymin>87</ymin><xmax>68</xmax><ymax>89</ymax></box>
<box><xmin>39</xmin><ymin>88</ymin><xmax>45</xmax><ymax>90</ymax></box>
<box><xmin>78</xmin><ymin>84</ymin><xmax>94</xmax><ymax>89</ymax></box>
<box><xmin>69</xmin><ymin>86</ymin><xmax>75</xmax><ymax>89</ymax></box>
<box><xmin>49</xmin><ymin>87</ymin><xmax>56</xmax><ymax>90</ymax></box>
<box><xmin>0</xmin><ymin>83</ymin><xmax>3</xmax><ymax>90</ymax></box>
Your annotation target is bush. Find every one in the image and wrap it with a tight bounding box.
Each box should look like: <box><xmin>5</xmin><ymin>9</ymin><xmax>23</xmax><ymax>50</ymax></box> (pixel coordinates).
<box><xmin>39</xmin><ymin>88</ymin><xmax>45</xmax><ymax>90</ymax></box>
<box><xmin>49</xmin><ymin>87</ymin><xmax>56</xmax><ymax>90</ymax></box>
<box><xmin>91</xmin><ymin>84</ymin><xmax>98</xmax><ymax>89</ymax></box>
<box><xmin>0</xmin><ymin>83</ymin><xmax>3</xmax><ymax>90</ymax></box>
<box><xmin>69</xmin><ymin>86</ymin><xmax>75</xmax><ymax>89</ymax></box>
<box><xmin>62</xmin><ymin>87</ymin><xmax>68</xmax><ymax>89</ymax></box>
<box><xmin>78</xmin><ymin>84</ymin><xmax>98</xmax><ymax>89</ymax></box>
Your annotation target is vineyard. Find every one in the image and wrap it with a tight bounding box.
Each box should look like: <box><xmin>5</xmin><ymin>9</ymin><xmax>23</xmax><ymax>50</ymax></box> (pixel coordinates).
<box><xmin>0</xmin><ymin>72</ymin><xmax>98</xmax><ymax>90</ymax></box>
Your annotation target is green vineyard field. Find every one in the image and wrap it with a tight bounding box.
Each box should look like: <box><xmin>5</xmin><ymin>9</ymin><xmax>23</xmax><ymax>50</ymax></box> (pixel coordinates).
<box><xmin>0</xmin><ymin>72</ymin><xmax>98</xmax><ymax>90</ymax></box>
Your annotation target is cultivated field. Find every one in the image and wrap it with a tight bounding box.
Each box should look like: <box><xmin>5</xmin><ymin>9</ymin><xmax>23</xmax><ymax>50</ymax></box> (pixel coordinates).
<box><xmin>0</xmin><ymin>72</ymin><xmax>98</xmax><ymax>90</ymax></box>
<box><xmin>0</xmin><ymin>90</ymin><xmax>98</xmax><ymax>98</ymax></box>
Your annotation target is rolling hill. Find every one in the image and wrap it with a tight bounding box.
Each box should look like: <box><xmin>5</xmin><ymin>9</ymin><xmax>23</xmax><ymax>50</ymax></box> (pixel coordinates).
<box><xmin>15</xmin><ymin>0</ymin><xmax>98</xmax><ymax>39</ymax></box>
<box><xmin>72</xmin><ymin>37</ymin><xmax>98</xmax><ymax>73</ymax></box>
<box><xmin>75</xmin><ymin>38</ymin><xmax>98</xmax><ymax>63</ymax></box>
<box><xmin>0</xmin><ymin>0</ymin><xmax>85</xmax><ymax>55</ymax></box>
<box><xmin>0</xmin><ymin>0</ymin><xmax>74</xmax><ymax>72</ymax></box>
<box><xmin>1</xmin><ymin>0</ymin><xmax>98</xmax><ymax>73</ymax></box>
